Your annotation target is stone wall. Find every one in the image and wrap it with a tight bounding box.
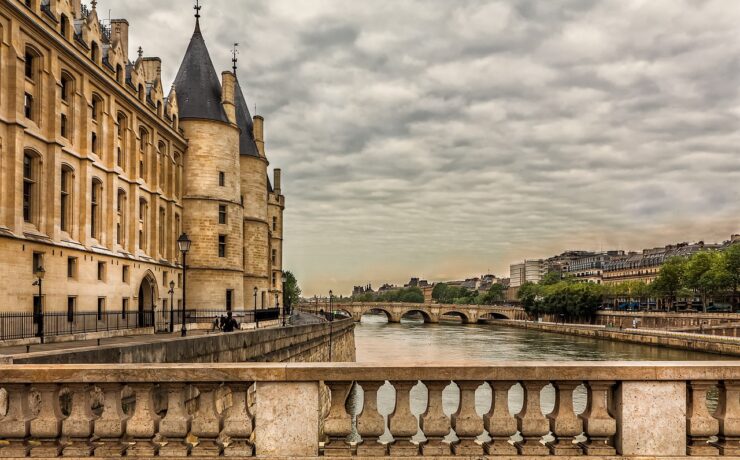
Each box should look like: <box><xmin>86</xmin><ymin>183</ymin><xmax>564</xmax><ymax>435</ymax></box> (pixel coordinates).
<box><xmin>3</xmin><ymin>318</ymin><xmax>356</xmax><ymax>364</ymax></box>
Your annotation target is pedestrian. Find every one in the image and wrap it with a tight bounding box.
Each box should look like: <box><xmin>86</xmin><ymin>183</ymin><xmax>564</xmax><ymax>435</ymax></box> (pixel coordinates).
<box><xmin>219</xmin><ymin>315</ymin><xmax>227</xmax><ymax>331</ymax></box>
<box><xmin>223</xmin><ymin>312</ymin><xmax>239</xmax><ymax>332</ymax></box>
<box><xmin>211</xmin><ymin>316</ymin><xmax>220</xmax><ymax>332</ymax></box>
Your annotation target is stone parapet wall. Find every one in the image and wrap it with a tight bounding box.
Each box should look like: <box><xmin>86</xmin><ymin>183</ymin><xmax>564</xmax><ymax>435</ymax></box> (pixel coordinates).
<box><xmin>2</xmin><ymin>318</ymin><xmax>356</xmax><ymax>364</ymax></box>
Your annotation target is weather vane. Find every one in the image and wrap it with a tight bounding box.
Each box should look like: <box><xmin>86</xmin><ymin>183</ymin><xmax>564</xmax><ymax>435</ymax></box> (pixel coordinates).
<box><xmin>232</xmin><ymin>43</ymin><xmax>239</xmax><ymax>75</ymax></box>
<box><xmin>194</xmin><ymin>0</ymin><xmax>202</xmax><ymax>19</ymax></box>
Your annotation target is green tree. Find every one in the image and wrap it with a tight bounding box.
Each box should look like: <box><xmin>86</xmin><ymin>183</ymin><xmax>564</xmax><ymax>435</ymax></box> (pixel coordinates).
<box><xmin>482</xmin><ymin>284</ymin><xmax>506</xmax><ymax>304</ymax></box>
<box><xmin>683</xmin><ymin>251</ymin><xmax>717</xmax><ymax>312</ymax></box>
<box><xmin>725</xmin><ymin>244</ymin><xmax>740</xmax><ymax>311</ymax></box>
<box><xmin>541</xmin><ymin>271</ymin><xmax>562</xmax><ymax>286</ymax></box>
<box><xmin>432</xmin><ymin>283</ymin><xmax>448</xmax><ymax>302</ymax></box>
<box><xmin>517</xmin><ymin>282</ymin><xmax>541</xmax><ymax>318</ymax></box>
<box><xmin>283</xmin><ymin>271</ymin><xmax>302</xmax><ymax>308</ymax></box>
<box><xmin>651</xmin><ymin>257</ymin><xmax>686</xmax><ymax>310</ymax></box>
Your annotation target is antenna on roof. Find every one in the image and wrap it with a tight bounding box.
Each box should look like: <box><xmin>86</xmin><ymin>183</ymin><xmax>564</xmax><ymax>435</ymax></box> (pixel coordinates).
<box><xmin>232</xmin><ymin>43</ymin><xmax>239</xmax><ymax>75</ymax></box>
<box><xmin>194</xmin><ymin>0</ymin><xmax>202</xmax><ymax>19</ymax></box>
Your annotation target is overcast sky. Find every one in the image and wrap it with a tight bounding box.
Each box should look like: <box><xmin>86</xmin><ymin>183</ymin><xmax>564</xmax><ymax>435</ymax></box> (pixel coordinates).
<box><xmin>112</xmin><ymin>0</ymin><xmax>740</xmax><ymax>295</ymax></box>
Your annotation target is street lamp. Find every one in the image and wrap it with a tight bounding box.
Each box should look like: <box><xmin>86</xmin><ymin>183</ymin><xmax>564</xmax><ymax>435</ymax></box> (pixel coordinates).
<box><xmin>328</xmin><ymin>289</ymin><xmax>334</xmax><ymax>361</ymax></box>
<box><xmin>32</xmin><ymin>266</ymin><xmax>45</xmax><ymax>342</ymax></box>
<box><xmin>168</xmin><ymin>280</ymin><xmax>175</xmax><ymax>333</ymax></box>
<box><xmin>177</xmin><ymin>233</ymin><xmax>192</xmax><ymax>337</ymax></box>
<box><xmin>281</xmin><ymin>272</ymin><xmax>288</xmax><ymax>325</ymax></box>
<box><xmin>253</xmin><ymin>286</ymin><xmax>259</xmax><ymax>329</ymax></box>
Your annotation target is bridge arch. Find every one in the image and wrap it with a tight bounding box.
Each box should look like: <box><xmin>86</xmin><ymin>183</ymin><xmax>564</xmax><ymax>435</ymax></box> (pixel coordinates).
<box><xmin>481</xmin><ymin>312</ymin><xmax>510</xmax><ymax>320</ymax></box>
<box><xmin>361</xmin><ymin>307</ymin><xmax>393</xmax><ymax>323</ymax></box>
<box><xmin>439</xmin><ymin>310</ymin><xmax>472</xmax><ymax>324</ymax></box>
<box><xmin>400</xmin><ymin>309</ymin><xmax>432</xmax><ymax>323</ymax></box>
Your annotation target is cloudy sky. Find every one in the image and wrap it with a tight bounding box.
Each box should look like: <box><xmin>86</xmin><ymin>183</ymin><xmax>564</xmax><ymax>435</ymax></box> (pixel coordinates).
<box><xmin>112</xmin><ymin>0</ymin><xmax>740</xmax><ymax>295</ymax></box>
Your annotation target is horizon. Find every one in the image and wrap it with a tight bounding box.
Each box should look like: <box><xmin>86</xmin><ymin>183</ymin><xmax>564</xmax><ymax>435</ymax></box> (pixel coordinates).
<box><xmin>110</xmin><ymin>0</ymin><xmax>740</xmax><ymax>296</ymax></box>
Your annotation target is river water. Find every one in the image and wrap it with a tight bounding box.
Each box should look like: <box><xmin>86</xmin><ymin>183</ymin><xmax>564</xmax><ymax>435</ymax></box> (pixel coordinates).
<box><xmin>346</xmin><ymin>314</ymin><xmax>728</xmax><ymax>443</ymax></box>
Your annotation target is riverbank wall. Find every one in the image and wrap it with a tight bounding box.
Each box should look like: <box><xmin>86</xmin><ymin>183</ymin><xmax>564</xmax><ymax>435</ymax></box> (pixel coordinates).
<box><xmin>497</xmin><ymin>319</ymin><xmax>740</xmax><ymax>357</ymax></box>
<box><xmin>0</xmin><ymin>318</ymin><xmax>356</xmax><ymax>364</ymax></box>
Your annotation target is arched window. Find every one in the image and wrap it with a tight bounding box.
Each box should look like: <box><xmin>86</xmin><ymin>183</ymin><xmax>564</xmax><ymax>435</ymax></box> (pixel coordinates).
<box><xmin>117</xmin><ymin>189</ymin><xmax>127</xmax><ymax>246</ymax></box>
<box><xmin>139</xmin><ymin>128</ymin><xmax>148</xmax><ymax>151</ymax></box>
<box><xmin>23</xmin><ymin>151</ymin><xmax>40</xmax><ymax>225</ymax></box>
<box><xmin>174</xmin><ymin>152</ymin><xmax>182</xmax><ymax>199</ymax></box>
<box><xmin>25</xmin><ymin>48</ymin><xmax>38</xmax><ymax>80</ymax></box>
<box><xmin>138</xmin><ymin>198</ymin><xmax>148</xmax><ymax>251</ymax></box>
<box><xmin>158</xmin><ymin>207</ymin><xmax>165</xmax><ymax>256</ymax></box>
<box><xmin>139</xmin><ymin>128</ymin><xmax>148</xmax><ymax>179</ymax></box>
<box><xmin>60</xmin><ymin>165</ymin><xmax>74</xmax><ymax>233</ymax></box>
<box><xmin>117</xmin><ymin>112</ymin><xmax>126</xmax><ymax>138</ymax></box>
<box><xmin>91</xmin><ymin>94</ymin><xmax>103</xmax><ymax>121</ymax></box>
<box><xmin>60</xmin><ymin>15</ymin><xmax>69</xmax><ymax>38</ymax></box>
<box><xmin>91</xmin><ymin>42</ymin><xmax>100</xmax><ymax>64</ymax></box>
<box><xmin>91</xmin><ymin>178</ymin><xmax>103</xmax><ymax>240</ymax></box>
<box><xmin>116</xmin><ymin>65</ymin><xmax>123</xmax><ymax>84</ymax></box>
<box><xmin>91</xmin><ymin>132</ymin><xmax>98</xmax><ymax>154</ymax></box>
<box><xmin>158</xmin><ymin>141</ymin><xmax>167</xmax><ymax>187</ymax></box>
<box><xmin>60</xmin><ymin>73</ymin><xmax>73</xmax><ymax>102</ymax></box>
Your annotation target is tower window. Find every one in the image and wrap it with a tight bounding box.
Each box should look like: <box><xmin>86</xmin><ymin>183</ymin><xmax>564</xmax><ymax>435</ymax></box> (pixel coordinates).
<box><xmin>23</xmin><ymin>152</ymin><xmax>38</xmax><ymax>223</ymax></box>
<box><xmin>218</xmin><ymin>205</ymin><xmax>227</xmax><ymax>224</ymax></box>
<box><xmin>219</xmin><ymin>172</ymin><xmax>225</xmax><ymax>187</ymax></box>
<box><xmin>218</xmin><ymin>235</ymin><xmax>227</xmax><ymax>258</ymax></box>
<box><xmin>61</xmin><ymin>166</ymin><xmax>73</xmax><ymax>232</ymax></box>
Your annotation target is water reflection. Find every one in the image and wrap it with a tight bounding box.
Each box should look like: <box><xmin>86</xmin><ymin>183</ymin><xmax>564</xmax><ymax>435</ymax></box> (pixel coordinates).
<box><xmin>348</xmin><ymin>314</ymin><xmax>727</xmax><ymax>443</ymax></box>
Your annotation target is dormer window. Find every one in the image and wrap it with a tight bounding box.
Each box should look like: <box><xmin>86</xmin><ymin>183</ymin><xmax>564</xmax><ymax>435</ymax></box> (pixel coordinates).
<box><xmin>91</xmin><ymin>42</ymin><xmax>100</xmax><ymax>64</ymax></box>
<box><xmin>60</xmin><ymin>15</ymin><xmax>69</xmax><ymax>38</ymax></box>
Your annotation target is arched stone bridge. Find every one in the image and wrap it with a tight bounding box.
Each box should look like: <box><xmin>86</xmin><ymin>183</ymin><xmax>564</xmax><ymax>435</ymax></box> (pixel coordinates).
<box><xmin>301</xmin><ymin>302</ymin><xmax>527</xmax><ymax>324</ymax></box>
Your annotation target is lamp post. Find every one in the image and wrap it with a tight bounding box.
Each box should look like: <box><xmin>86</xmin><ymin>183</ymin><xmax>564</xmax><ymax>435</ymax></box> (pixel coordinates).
<box><xmin>281</xmin><ymin>272</ymin><xmax>288</xmax><ymax>326</ymax></box>
<box><xmin>32</xmin><ymin>266</ymin><xmax>45</xmax><ymax>343</ymax></box>
<box><xmin>328</xmin><ymin>290</ymin><xmax>334</xmax><ymax>361</ymax></box>
<box><xmin>253</xmin><ymin>286</ymin><xmax>258</xmax><ymax>329</ymax></box>
<box><xmin>177</xmin><ymin>233</ymin><xmax>191</xmax><ymax>337</ymax></box>
<box><xmin>168</xmin><ymin>280</ymin><xmax>175</xmax><ymax>333</ymax></box>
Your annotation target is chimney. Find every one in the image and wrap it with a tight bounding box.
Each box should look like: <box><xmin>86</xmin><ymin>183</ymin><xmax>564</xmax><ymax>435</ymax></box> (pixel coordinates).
<box><xmin>140</xmin><ymin>57</ymin><xmax>162</xmax><ymax>84</ymax></box>
<box><xmin>221</xmin><ymin>71</ymin><xmax>236</xmax><ymax>124</ymax></box>
<box><xmin>253</xmin><ymin>115</ymin><xmax>265</xmax><ymax>157</ymax></box>
<box><xmin>274</xmin><ymin>169</ymin><xmax>282</xmax><ymax>196</ymax></box>
<box><xmin>110</xmin><ymin>19</ymin><xmax>129</xmax><ymax>62</ymax></box>
<box><xmin>72</xmin><ymin>0</ymin><xmax>82</xmax><ymax>18</ymax></box>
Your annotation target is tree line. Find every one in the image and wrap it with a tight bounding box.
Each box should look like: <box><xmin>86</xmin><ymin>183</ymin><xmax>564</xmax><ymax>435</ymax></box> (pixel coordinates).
<box><xmin>352</xmin><ymin>287</ymin><xmax>425</xmax><ymax>304</ymax></box>
<box><xmin>431</xmin><ymin>283</ymin><xmax>506</xmax><ymax>305</ymax></box>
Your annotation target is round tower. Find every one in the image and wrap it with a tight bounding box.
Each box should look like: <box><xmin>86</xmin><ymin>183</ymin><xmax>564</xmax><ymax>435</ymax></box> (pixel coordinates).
<box><xmin>174</xmin><ymin>14</ymin><xmax>244</xmax><ymax>311</ymax></box>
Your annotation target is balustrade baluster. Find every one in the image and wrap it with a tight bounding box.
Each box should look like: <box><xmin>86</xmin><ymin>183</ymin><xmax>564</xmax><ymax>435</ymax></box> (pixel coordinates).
<box><xmin>93</xmin><ymin>383</ymin><xmax>127</xmax><ymax>457</ymax></box>
<box><xmin>714</xmin><ymin>380</ymin><xmax>740</xmax><ymax>456</ymax></box>
<box><xmin>484</xmin><ymin>381</ymin><xmax>518</xmax><ymax>456</ymax></box>
<box><xmin>420</xmin><ymin>381</ymin><xmax>451</xmax><ymax>456</ymax></box>
<box><xmin>323</xmin><ymin>381</ymin><xmax>353</xmax><ymax>457</ymax></box>
<box><xmin>452</xmin><ymin>381</ymin><xmax>485</xmax><ymax>455</ymax></box>
<box><xmin>578</xmin><ymin>381</ymin><xmax>616</xmax><ymax>455</ymax></box>
<box><xmin>190</xmin><ymin>384</ymin><xmax>222</xmax><ymax>456</ymax></box>
<box><xmin>515</xmin><ymin>380</ymin><xmax>550</xmax><ymax>455</ymax></box>
<box><xmin>222</xmin><ymin>383</ymin><xmax>253</xmax><ymax>457</ymax></box>
<box><xmin>61</xmin><ymin>383</ymin><xmax>94</xmax><ymax>457</ymax></box>
<box><xmin>388</xmin><ymin>381</ymin><xmax>419</xmax><ymax>456</ymax></box>
<box><xmin>158</xmin><ymin>383</ymin><xmax>191</xmax><ymax>457</ymax></box>
<box><xmin>687</xmin><ymin>381</ymin><xmax>719</xmax><ymax>456</ymax></box>
<box><xmin>29</xmin><ymin>384</ymin><xmax>63</xmax><ymax>457</ymax></box>
<box><xmin>0</xmin><ymin>384</ymin><xmax>30</xmax><ymax>457</ymax></box>
<box><xmin>356</xmin><ymin>381</ymin><xmax>387</xmax><ymax>456</ymax></box>
<box><xmin>547</xmin><ymin>381</ymin><xmax>583</xmax><ymax>455</ymax></box>
<box><xmin>126</xmin><ymin>383</ymin><xmax>160</xmax><ymax>457</ymax></box>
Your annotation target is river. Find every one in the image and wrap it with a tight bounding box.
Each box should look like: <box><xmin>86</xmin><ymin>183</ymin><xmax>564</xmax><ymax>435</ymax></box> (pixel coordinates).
<box><xmin>346</xmin><ymin>314</ymin><xmax>728</xmax><ymax>443</ymax></box>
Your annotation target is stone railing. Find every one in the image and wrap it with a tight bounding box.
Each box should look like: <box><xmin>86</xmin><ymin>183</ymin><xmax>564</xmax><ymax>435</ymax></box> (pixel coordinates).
<box><xmin>0</xmin><ymin>363</ymin><xmax>739</xmax><ymax>458</ymax></box>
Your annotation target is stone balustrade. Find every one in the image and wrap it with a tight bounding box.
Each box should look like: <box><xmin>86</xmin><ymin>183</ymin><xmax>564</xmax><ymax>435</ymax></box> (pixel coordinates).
<box><xmin>1</xmin><ymin>362</ymin><xmax>739</xmax><ymax>458</ymax></box>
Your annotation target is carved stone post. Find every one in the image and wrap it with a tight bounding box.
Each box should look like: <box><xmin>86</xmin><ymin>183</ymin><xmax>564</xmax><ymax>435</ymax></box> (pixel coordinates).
<box><xmin>323</xmin><ymin>381</ymin><xmax>353</xmax><ymax>456</ymax></box>
<box><xmin>484</xmin><ymin>381</ymin><xmax>518</xmax><ymax>456</ymax></box>
<box><xmin>515</xmin><ymin>381</ymin><xmax>549</xmax><ymax>455</ymax></box>
<box><xmin>420</xmin><ymin>381</ymin><xmax>452</xmax><ymax>456</ymax></box>
<box><xmin>126</xmin><ymin>383</ymin><xmax>160</xmax><ymax>457</ymax></box>
<box><xmin>93</xmin><ymin>383</ymin><xmax>127</xmax><ymax>457</ymax></box>
<box><xmin>547</xmin><ymin>381</ymin><xmax>583</xmax><ymax>455</ymax></box>
<box><xmin>579</xmin><ymin>381</ymin><xmax>616</xmax><ymax>455</ymax></box>
<box><xmin>687</xmin><ymin>381</ymin><xmax>719</xmax><ymax>456</ymax></box>
<box><xmin>158</xmin><ymin>383</ymin><xmax>191</xmax><ymax>457</ymax></box>
<box><xmin>356</xmin><ymin>381</ymin><xmax>387</xmax><ymax>456</ymax></box>
<box><xmin>61</xmin><ymin>384</ymin><xmax>94</xmax><ymax>457</ymax></box>
<box><xmin>0</xmin><ymin>384</ymin><xmax>30</xmax><ymax>457</ymax></box>
<box><xmin>29</xmin><ymin>384</ymin><xmax>63</xmax><ymax>457</ymax></box>
<box><xmin>714</xmin><ymin>380</ymin><xmax>740</xmax><ymax>456</ymax></box>
<box><xmin>388</xmin><ymin>381</ymin><xmax>419</xmax><ymax>456</ymax></box>
<box><xmin>191</xmin><ymin>384</ymin><xmax>222</xmax><ymax>456</ymax></box>
<box><xmin>222</xmin><ymin>383</ymin><xmax>253</xmax><ymax>457</ymax></box>
<box><xmin>452</xmin><ymin>381</ymin><xmax>484</xmax><ymax>455</ymax></box>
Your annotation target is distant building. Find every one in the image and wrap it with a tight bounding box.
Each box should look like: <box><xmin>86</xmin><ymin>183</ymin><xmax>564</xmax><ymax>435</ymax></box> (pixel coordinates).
<box><xmin>510</xmin><ymin>260</ymin><xmax>544</xmax><ymax>287</ymax></box>
<box><xmin>404</xmin><ymin>277</ymin><xmax>430</xmax><ymax>288</ymax></box>
<box><xmin>566</xmin><ymin>251</ymin><xmax>625</xmax><ymax>284</ymax></box>
<box><xmin>352</xmin><ymin>284</ymin><xmax>374</xmax><ymax>296</ymax></box>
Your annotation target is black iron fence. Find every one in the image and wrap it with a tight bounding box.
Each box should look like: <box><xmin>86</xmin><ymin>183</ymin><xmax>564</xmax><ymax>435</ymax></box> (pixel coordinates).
<box><xmin>0</xmin><ymin>308</ymin><xmax>283</xmax><ymax>342</ymax></box>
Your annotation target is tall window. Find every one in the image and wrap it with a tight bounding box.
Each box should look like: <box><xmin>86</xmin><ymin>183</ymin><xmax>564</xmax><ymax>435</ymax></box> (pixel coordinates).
<box><xmin>218</xmin><ymin>205</ymin><xmax>227</xmax><ymax>224</ymax></box>
<box><xmin>24</xmin><ymin>51</ymin><xmax>35</xmax><ymax>80</ymax></box>
<box><xmin>116</xmin><ymin>65</ymin><xmax>123</xmax><ymax>83</ymax></box>
<box><xmin>60</xmin><ymin>15</ymin><xmax>69</xmax><ymax>38</ymax></box>
<box><xmin>218</xmin><ymin>235</ymin><xmax>227</xmax><ymax>258</ymax></box>
<box><xmin>91</xmin><ymin>132</ymin><xmax>98</xmax><ymax>153</ymax></box>
<box><xmin>117</xmin><ymin>189</ymin><xmax>127</xmax><ymax>246</ymax></box>
<box><xmin>91</xmin><ymin>94</ymin><xmax>103</xmax><ymax>121</ymax></box>
<box><xmin>91</xmin><ymin>42</ymin><xmax>100</xmax><ymax>64</ymax></box>
<box><xmin>91</xmin><ymin>179</ymin><xmax>102</xmax><ymax>240</ymax></box>
<box><xmin>138</xmin><ymin>84</ymin><xmax>145</xmax><ymax>101</ymax></box>
<box><xmin>60</xmin><ymin>166</ymin><xmax>73</xmax><ymax>232</ymax></box>
<box><xmin>23</xmin><ymin>152</ymin><xmax>38</xmax><ymax>224</ymax></box>
<box><xmin>218</xmin><ymin>171</ymin><xmax>225</xmax><ymax>187</ymax></box>
<box><xmin>272</xmin><ymin>249</ymin><xmax>277</xmax><ymax>265</ymax></box>
<box><xmin>24</xmin><ymin>93</ymin><xmax>33</xmax><ymax>119</ymax></box>
<box><xmin>273</xmin><ymin>216</ymin><xmax>277</xmax><ymax>231</ymax></box>
<box><xmin>139</xmin><ymin>198</ymin><xmax>148</xmax><ymax>251</ymax></box>
<box><xmin>139</xmin><ymin>128</ymin><xmax>148</xmax><ymax>179</ymax></box>
<box><xmin>117</xmin><ymin>113</ymin><xmax>126</xmax><ymax>138</ymax></box>
<box><xmin>158</xmin><ymin>207</ymin><xmax>165</xmax><ymax>255</ymax></box>
<box><xmin>61</xmin><ymin>74</ymin><xmax>72</xmax><ymax>102</ymax></box>
<box><xmin>158</xmin><ymin>141</ymin><xmax>167</xmax><ymax>187</ymax></box>
<box><xmin>60</xmin><ymin>114</ymin><xmax>68</xmax><ymax>138</ymax></box>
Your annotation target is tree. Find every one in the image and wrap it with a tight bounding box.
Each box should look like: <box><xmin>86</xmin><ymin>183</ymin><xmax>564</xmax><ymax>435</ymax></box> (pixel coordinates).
<box><xmin>517</xmin><ymin>282</ymin><xmax>541</xmax><ymax>318</ymax></box>
<box><xmin>283</xmin><ymin>271</ymin><xmax>302</xmax><ymax>309</ymax></box>
<box><xmin>431</xmin><ymin>283</ymin><xmax>448</xmax><ymax>302</ymax></box>
<box><xmin>683</xmin><ymin>251</ymin><xmax>717</xmax><ymax>312</ymax></box>
<box><xmin>482</xmin><ymin>284</ymin><xmax>506</xmax><ymax>304</ymax></box>
<box><xmin>541</xmin><ymin>271</ymin><xmax>562</xmax><ymax>286</ymax></box>
<box><xmin>651</xmin><ymin>257</ymin><xmax>686</xmax><ymax>310</ymax></box>
<box><xmin>725</xmin><ymin>244</ymin><xmax>740</xmax><ymax>311</ymax></box>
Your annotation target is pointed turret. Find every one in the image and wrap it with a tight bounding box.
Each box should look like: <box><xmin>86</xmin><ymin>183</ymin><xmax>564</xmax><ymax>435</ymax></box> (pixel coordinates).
<box><xmin>234</xmin><ymin>78</ymin><xmax>261</xmax><ymax>157</ymax></box>
<box><xmin>173</xmin><ymin>15</ymin><xmax>227</xmax><ymax>122</ymax></box>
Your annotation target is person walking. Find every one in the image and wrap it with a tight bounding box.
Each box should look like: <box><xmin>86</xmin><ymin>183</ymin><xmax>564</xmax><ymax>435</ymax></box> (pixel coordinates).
<box><xmin>223</xmin><ymin>312</ymin><xmax>239</xmax><ymax>332</ymax></box>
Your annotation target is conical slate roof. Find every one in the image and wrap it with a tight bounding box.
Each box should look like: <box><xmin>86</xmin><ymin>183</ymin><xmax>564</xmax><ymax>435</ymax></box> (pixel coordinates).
<box><xmin>234</xmin><ymin>77</ymin><xmax>261</xmax><ymax>157</ymax></box>
<box><xmin>173</xmin><ymin>19</ymin><xmax>227</xmax><ymax>123</ymax></box>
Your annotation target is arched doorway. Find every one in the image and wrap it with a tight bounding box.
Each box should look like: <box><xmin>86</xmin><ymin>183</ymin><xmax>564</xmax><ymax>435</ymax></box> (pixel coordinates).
<box><xmin>138</xmin><ymin>273</ymin><xmax>157</xmax><ymax>327</ymax></box>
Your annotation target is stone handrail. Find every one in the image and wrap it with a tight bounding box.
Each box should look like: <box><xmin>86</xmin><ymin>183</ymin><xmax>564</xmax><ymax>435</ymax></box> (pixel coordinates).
<box><xmin>1</xmin><ymin>362</ymin><xmax>739</xmax><ymax>457</ymax></box>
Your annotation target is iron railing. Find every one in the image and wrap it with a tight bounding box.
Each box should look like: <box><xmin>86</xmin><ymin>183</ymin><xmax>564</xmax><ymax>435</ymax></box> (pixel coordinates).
<box><xmin>0</xmin><ymin>308</ymin><xmax>283</xmax><ymax>342</ymax></box>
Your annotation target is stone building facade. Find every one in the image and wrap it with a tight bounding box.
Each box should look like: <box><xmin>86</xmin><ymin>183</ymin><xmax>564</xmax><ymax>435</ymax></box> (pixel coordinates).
<box><xmin>0</xmin><ymin>1</ymin><xmax>285</xmax><ymax>320</ymax></box>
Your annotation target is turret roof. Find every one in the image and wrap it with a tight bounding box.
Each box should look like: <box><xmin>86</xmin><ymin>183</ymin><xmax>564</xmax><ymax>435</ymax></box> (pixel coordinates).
<box><xmin>234</xmin><ymin>77</ymin><xmax>261</xmax><ymax>157</ymax></box>
<box><xmin>173</xmin><ymin>19</ymin><xmax>227</xmax><ymax>123</ymax></box>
